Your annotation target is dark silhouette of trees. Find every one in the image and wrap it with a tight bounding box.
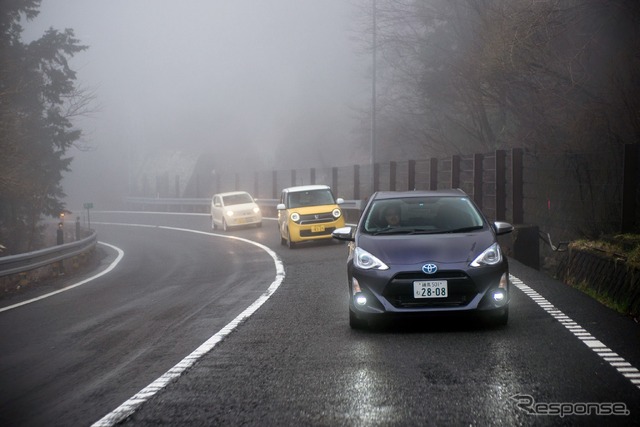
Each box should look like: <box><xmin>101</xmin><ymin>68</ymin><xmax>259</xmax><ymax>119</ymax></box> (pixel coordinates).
<box><xmin>0</xmin><ymin>0</ymin><xmax>88</xmax><ymax>253</ymax></box>
<box><xmin>359</xmin><ymin>0</ymin><xmax>639</xmax><ymax>158</ymax></box>
<box><xmin>355</xmin><ymin>0</ymin><xmax>639</xmax><ymax>236</ymax></box>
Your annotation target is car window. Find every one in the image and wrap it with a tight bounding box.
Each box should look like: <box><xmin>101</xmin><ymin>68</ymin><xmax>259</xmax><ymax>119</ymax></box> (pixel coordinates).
<box><xmin>363</xmin><ymin>197</ymin><xmax>484</xmax><ymax>233</ymax></box>
<box><xmin>223</xmin><ymin>193</ymin><xmax>253</xmax><ymax>206</ymax></box>
<box><xmin>434</xmin><ymin>198</ymin><xmax>483</xmax><ymax>231</ymax></box>
<box><xmin>287</xmin><ymin>189</ymin><xmax>335</xmax><ymax>208</ymax></box>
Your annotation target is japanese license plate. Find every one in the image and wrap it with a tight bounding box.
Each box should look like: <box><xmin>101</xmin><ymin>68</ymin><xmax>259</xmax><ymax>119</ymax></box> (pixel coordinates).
<box><xmin>311</xmin><ymin>225</ymin><xmax>325</xmax><ymax>233</ymax></box>
<box><xmin>413</xmin><ymin>280</ymin><xmax>448</xmax><ymax>298</ymax></box>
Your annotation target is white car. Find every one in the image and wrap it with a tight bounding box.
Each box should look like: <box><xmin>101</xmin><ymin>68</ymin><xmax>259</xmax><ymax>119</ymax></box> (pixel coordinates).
<box><xmin>211</xmin><ymin>191</ymin><xmax>262</xmax><ymax>231</ymax></box>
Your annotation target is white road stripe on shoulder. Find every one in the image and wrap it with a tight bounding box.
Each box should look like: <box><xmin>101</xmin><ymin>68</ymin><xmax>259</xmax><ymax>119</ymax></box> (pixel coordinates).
<box><xmin>0</xmin><ymin>242</ymin><xmax>124</xmax><ymax>313</ymax></box>
<box><xmin>511</xmin><ymin>274</ymin><xmax>640</xmax><ymax>390</ymax></box>
<box><xmin>91</xmin><ymin>225</ymin><xmax>285</xmax><ymax>427</ymax></box>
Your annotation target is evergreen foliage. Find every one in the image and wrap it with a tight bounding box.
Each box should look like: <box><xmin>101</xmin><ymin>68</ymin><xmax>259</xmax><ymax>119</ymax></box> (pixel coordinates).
<box><xmin>0</xmin><ymin>0</ymin><xmax>87</xmax><ymax>253</ymax></box>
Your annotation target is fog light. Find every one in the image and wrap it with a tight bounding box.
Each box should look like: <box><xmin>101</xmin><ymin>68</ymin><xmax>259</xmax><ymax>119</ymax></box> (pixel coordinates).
<box><xmin>352</xmin><ymin>278</ymin><xmax>367</xmax><ymax>305</ymax></box>
<box><xmin>492</xmin><ymin>289</ymin><xmax>507</xmax><ymax>306</ymax></box>
<box><xmin>355</xmin><ymin>293</ymin><xmax>367</xmax><ymax>306</ymax></box>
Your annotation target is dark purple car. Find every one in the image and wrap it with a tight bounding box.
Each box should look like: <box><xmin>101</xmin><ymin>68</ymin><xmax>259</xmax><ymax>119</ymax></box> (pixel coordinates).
<box><xmin>332</xmin><ymin>189</ymin><xmax>514</xmax><ymax>329</ymax></box>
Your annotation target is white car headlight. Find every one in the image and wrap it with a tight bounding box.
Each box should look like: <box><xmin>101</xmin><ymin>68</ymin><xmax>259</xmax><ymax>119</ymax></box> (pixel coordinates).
<box><xmin>253</xmin><ymin>206</ymin><xmax>260</xmax><ymax>213</ymax></box>
<box><xmin>291</xmin><ymin>212</ymin><xmax>300</xmax><ymax>222</ymax></box>
<box><xmin>354</xmin><ymin>247</ymin><xmax>389</xmax><ymax>270</ymax></box>
<box><xmin>332</xmin><ymin>208</ymin><xmax>342</xmax><ymax>218</ymax></box>
<box><xmin>225</xmin><ymin>210</ymin><xmax>234</xmax><ymax>217</ymax></box>
<box><xmin>471</xmin><ymin>242</ymin><xmax>502</xmax><ymax>267</ymax></box>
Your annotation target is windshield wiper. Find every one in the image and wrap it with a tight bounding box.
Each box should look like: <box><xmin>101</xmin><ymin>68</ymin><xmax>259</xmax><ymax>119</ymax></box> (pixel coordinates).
<box><xmin>370</xmin><ymin>228</ymin><xmax>414</xmax><ymax>235</ymax></box>
<box><xmin>440</xmin><ymin>225</ymin><xmax>484</xmax><ymax>233</ymax></box>
<box><xmin>408</xmin><ymin>229</ymin><xmax>443</xmax><ymax>235</ymax></box>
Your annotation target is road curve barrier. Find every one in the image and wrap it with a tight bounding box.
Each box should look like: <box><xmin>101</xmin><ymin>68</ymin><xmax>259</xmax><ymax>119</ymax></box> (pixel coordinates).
<box><xmin>0</xmin><ymin>231</ymin><xmax>97</xmax><ymax>278</ymax></box>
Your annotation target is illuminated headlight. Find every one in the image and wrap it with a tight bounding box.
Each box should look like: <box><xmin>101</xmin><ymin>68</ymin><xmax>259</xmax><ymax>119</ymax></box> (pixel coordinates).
<box><xmin>492</xmin><ymin>289</ymin><xmax>507</xmax><ymax>305</ymax></box>
<box><xmin>352</xmin><ymin>278</ymin><xmax>367</xmax><ymax>305</ymax></box>
<box><xmin>290</xmin><ymin>212</ymin><xmax>300</xmax><ymax>222</ymax></box>
<box><xmin>354</xmin><ymin>247</ymin><xmax>389</xmax><ymax>270</ymax></box>
<box><xmin>252</xmin><ymin>206</ymin><xmax>260</xmax><ymax>214</ymax></box>
<box><xmin>332</xmin><ymin>208</ymin><xmax>342</xmax><ymax>219</ymax></box>
<box><xmin>225</xmin><ymin>210</ymin><xmax>234</xmax><ymax>217</ymax></box>
<box><xmin>491</xmin><ymin>273</ymin><xmax>509</xmax><ymax>305</ymax></box>
<box><xmin>470</xmin><ymin>242</ymin><xmax>502</xmax><ymax>267</ymax></box>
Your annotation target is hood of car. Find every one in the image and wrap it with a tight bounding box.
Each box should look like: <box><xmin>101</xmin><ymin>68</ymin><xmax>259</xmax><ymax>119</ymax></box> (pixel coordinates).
<box><xmin>288</xmin><ymin>204</ymin><xmax>338</xmax><ymax>214</ymax></box>
<box><xmin>224</xmin><ymin>202</ymin><xmax>258</xmax><ymax>211</ymax></box>
<box><xmin>356</xmin><ymin>230</ymin><xmax>496</xmax><ymax>265</ymax></box>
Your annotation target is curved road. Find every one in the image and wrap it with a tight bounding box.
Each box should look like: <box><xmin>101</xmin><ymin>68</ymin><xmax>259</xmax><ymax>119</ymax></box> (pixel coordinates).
<box><xmin>1</xmin><ymin>211</ymin><xmax>639</xmax><ymax>426</ymax></box>
<box><xmin>0</xmin><ymin>212</ymin><xmax>278</xmax><ymax>426</ymax></box>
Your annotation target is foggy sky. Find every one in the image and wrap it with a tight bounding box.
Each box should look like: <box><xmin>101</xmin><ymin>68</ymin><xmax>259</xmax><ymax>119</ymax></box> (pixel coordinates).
<box><xmin>24</xmin><ymin>0</ymin><xmax>371</xmax><ymax>208</ymax></box>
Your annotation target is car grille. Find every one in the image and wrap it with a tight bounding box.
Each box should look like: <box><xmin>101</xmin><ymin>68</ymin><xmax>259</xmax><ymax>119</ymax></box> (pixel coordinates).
<box><xmin>300</xmin><ymin>227</ymin><xmax>336</xmax><ymax>237</ymax></box>
<box><xmin>383</xmin><ymin>271</ymin><xmax>477</xmax><ymax>308</ymax></box>
<box><xmin>299</xmin><ymin>212</ymin><xmax>336</xmax><ymax>225</ymax></box>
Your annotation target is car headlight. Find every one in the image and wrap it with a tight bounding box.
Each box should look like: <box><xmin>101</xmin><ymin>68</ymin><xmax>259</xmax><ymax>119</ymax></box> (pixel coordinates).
<box><xmin>225</xmin><ymin>210</ymin><xmax>234</xmax><ymax>217</ymax></box>
<box><xmin>253</xmin><ymin>206</ymin><xmax>260</xmax><ymax>214</ymax></box>
<box><xmin>354</xmin><ymin>247</ymin><xmax>389</xmax><ymax>270</ymax></box>
<box><xmin>470</xmin><ymin>242</ymin><xmax>502</xmax><ymax>267</ymax></box>
<box><xmin>290</xmin><ymin>212</ymin><xmax>300</xmax><ymax>222</ymax></box>
<box><xmin>332</xmin><ymin>208</ymin><xmax>342</xmax><ymax>219</ymax></box>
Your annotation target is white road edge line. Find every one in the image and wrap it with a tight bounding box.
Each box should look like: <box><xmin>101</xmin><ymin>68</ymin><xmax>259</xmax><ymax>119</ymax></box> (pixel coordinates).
<box><xmin>91</xmin><ymin>225</ymin><xmax>286</xmax><ymax>427</ymax></box>
<box><xmin>0</xmin><ymin>242</ymin><xmax>124</xmax><ymax>313</ymax></box>
<box><xmin>511</xmin><ymin>274</ymin><xmax>640</xmax><ymax>391</ymax></box>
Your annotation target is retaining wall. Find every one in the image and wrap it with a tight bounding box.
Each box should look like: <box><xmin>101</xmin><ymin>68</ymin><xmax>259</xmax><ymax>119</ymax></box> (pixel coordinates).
<box><xmin>558</xmin><ymin>247</ymin><xmax>640</xmax><ymax>317</ymax></box>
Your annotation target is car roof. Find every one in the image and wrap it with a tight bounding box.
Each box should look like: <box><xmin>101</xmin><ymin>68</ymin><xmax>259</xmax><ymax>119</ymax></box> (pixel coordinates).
<box><xmin>282</xmin><ymin>184</ymin><xmax>331</xmax><ymax>193</ymax></box>
<box><xmin>371</xmin><ymin>189</ymin><xmax>468</xmax><ymax>200</ymax></box>
<box><xmin>213</xmin><ymin>191</ymin><xmax>253</xmax><ymax>197</ymax></box>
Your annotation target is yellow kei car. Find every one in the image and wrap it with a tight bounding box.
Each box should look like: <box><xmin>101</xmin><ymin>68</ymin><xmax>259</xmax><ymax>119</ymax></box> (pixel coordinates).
<box><xmin>277</xmin><ymin>185</ymin><xmax>345</xmax><ymax>248</ymax></box>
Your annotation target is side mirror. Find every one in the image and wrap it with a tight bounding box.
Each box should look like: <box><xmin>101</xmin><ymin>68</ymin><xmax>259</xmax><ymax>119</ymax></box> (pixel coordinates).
<box><xmin>332</xmin><ymin>226</ymin><xmax>355</xmax><ymax>241</ymax></box>
<box><xmin>336</xmin><ymin>197</ymin><xmax>345</xmax><ymax>204</ymax></box>
<box><xmin>493</xmin><ymin>221</ymin><xmax>514</xmax><ymax>235</ymax></box>
<box><xmin>276</xmin><ymin>203</ymin><xmax>286</xmax><ymax>210</ymax></box>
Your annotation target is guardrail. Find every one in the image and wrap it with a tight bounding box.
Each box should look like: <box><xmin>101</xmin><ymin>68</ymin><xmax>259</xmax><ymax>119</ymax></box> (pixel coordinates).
<box><xmin>0</xmin><ymin>231</ymin><xmax>97</xmax><ymax>278</ymax></box>
<box><xmin>123</xmin><ymin>197</ymin><xmax>364</xmax><ymax>221</ymax></box>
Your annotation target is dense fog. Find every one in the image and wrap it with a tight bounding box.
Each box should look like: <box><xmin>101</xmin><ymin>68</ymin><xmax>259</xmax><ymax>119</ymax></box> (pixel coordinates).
<box><xmin>24</xmin><ymin>0</ymin><xmax>371</xmax><ymax>209</ymax></box>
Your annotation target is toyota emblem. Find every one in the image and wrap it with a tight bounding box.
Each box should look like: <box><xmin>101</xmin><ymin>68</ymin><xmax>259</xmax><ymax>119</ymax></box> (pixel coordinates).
<box><xmin>422</xmin><ymin>263</ymin><xmax>438</xmax><ymax>274</ymax></box>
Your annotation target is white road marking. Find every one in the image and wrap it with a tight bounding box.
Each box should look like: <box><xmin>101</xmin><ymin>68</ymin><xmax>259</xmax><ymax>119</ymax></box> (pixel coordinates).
<box><xmin>511</xmin><ymin>274</ymin><xmax>640</xmax><ymax>391</ymax></box>
<box><xmin>0</xmin><ymin>242</ymin><xmax>124</xmax><ymax>313</ymax></box>
<box><xmin>91</xmin><ymin>224</ymin><xmax>285</xmax><ymax>427</ymax></box>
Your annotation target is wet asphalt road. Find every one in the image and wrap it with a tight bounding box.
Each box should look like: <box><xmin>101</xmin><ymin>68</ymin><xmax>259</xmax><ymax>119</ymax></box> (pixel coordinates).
<box><xmin>1</xmin><ymin>212</ymin><xmax>639</xmax><ymax>426</ymax></box>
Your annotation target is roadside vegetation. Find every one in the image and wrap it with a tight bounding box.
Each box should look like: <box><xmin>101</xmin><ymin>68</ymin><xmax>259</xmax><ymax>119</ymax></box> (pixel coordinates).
<box><xmin>0</xmin><ymin>1</ymin><xmax>93</xmax><ymax>255</ymax></box>
<box><xmin>565</xmin><ymin>235</ymin><xmax>640</xmax><ymax>317</ymax></box>
<box><xmin>573</xmin><ymin>235</ymin><xmax>640</xmax><ymax>269</ymax></box>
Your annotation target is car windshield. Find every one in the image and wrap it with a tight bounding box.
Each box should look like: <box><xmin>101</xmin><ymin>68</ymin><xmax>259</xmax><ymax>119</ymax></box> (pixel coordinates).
<box><xmin>223</xmin><ymin>193</ymin><xmax>253</xmax><ymax>206</ymax></box>
<box><xmin>362</xmin><ymin>196</ymin><xmax>484</xmax><ymax>234</ymax></box>
<box><xmin>287</xmin><ymin>189</ymin><xmax>335</xmax><ymax>208</ymax></box>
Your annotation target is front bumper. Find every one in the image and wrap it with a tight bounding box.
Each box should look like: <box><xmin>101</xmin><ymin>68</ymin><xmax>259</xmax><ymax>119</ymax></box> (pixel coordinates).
<box><xmin>349</xmin><ymin>262</ymin><xmax>509</xmax><ymax>318</ymax></box>
<box><xmin>289</xmin><ymin>218</ymin><xmax>345</xmax><ymax>242</ymax></box>
<box><xmin>227</xmin><ymin>214</ymin><xmax>262</xmax><ymax>226</ymax></box>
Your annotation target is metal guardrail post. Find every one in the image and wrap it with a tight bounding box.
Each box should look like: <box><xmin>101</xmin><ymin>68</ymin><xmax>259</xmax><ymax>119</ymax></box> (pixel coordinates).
<box><xmin>0</xmin><ymin>231</ymin><xmax>97</xmax><ymax>277</ymax></box>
